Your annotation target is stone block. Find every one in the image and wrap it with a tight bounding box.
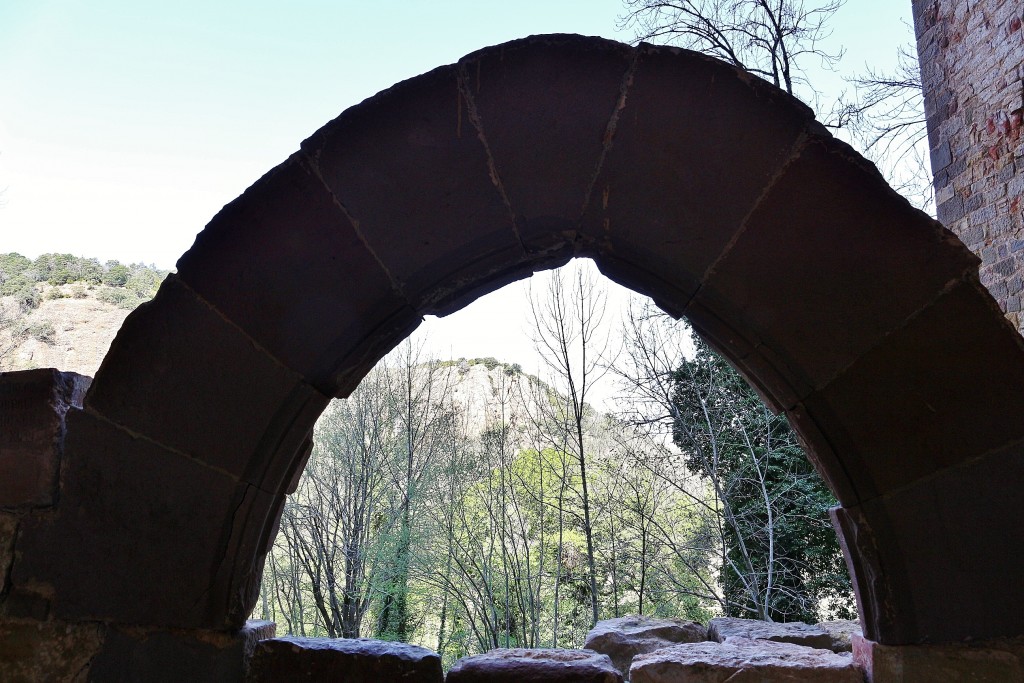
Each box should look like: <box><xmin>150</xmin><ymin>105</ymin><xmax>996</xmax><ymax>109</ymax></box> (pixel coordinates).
<box><xmin>802</xmin><ymin>279</ymin><xmax>1024</xmax><ymax>499</ymax></box>
<box><xmin>853</xmin><ymin>634</ymin><xmax>1024</xmax><ymax>682</ymax></box>
<box><xmin>832</xmin><ymin>438</ymin><xmax>1024</xmax><ymax>644</ymax></box>
<box><xmin>248</xmin><ymin>636</ymin><xmax>442</xmax><ymax>683</ymax></box>
<box><xmin>176</xmin><ymin>155</ymin><xmax>422</xmax><ymax>396</ymax></box>
<box><xmin>447</xmin><ymin>648</ymin><xmax>621</xmax><ymax>683</ymax></box>
<box><xmin>12</xmin><ymin>409</ymin><xmax>268</xmax><ymax>629</ymax></box>
<box><xmin>88</xmin><ymin>620</ymin><xmax>275</xmax><ymax>683</ymax></box>
<box><xmin>581</xmin><ymin>43</ymin><xmax>816</xmax><ymax>310</ymax></box>
<box><xmin>819</xmin><ymin>620</ymin><xmax>863</xmax><ymax>654</ymax></box>
<box><xmin>300</xmin><ymin>60</ymin><xmax>526</xmax><ymax>316</ymax></box>
<box><xmin>707</xmin><ymin>617</ymin><xmax>833</xmax><ymax>651</ymax></box>
<box><xmin>0</xmin><ymin>512</ymin><xmax>16</xmax><ymax>595</ymax></box>
<box><xmin>0</xmin><ymin>619</ymin><xmax>104</xmax><ymax>683</ymax></box>
<box><xmin>460</xmin><ymin>35</ymin><xmax>633</xmax><ymax>256</ymax></box>
<box><xmin>694</xmin><ymin>136</ymin><xmax>979</xmax><ymax>404</ymax></box>
<box><xmin>584</xmin><ymin>615</ymin><xmax>707</xmax><ymax>678</ymax></box>
<box><xmin>84</xmin><ymin>275</ymin><xmax>331</xmax><ymax>485</ymax></box>
<box><xmin>630</xmin><ymin>638</ymin><xmax>863</xmax><ymax>682</ymax></box>
<box><xmin>0</xmin><ymin>369</ymin><xmax>89</xmax><ymax>508</ymax></box>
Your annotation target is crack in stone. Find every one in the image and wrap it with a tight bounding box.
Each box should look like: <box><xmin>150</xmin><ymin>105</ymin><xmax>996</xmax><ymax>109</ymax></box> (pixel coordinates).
<box><xmin>579</xmin><ymin>44</ymin><xmax>640</xmax><ymax>237</ymax></box>
<box><xmin>455</xmin><ymin>60</ymin><xmax>526</xmax><ymax>253</ymax></box>
<box><xmin>81</xmin><ymin>404</ymin><xmax>241</xmax><ymax>483</ymax></box>
<box><xmin>298</xmin><ymin>151</ymin><xmax>411</xmax><ymax>305</ymax></box>
<box><xmin>172</xmin><ymin>275</ymin><xmax>303</xmax><ymax>380</ymax></box>
<box><xmin>695</xmin><ymin>127</ymin><xmax>816</xmax><ymax>294</ymax></box>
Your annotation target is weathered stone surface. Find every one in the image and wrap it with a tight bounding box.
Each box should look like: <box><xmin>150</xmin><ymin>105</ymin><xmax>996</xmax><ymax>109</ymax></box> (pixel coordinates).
<box><xmin>84</xmin><ymin>275</ymin><xmax>331</xmax><ymax>483</ymax></box>
<box><xmin>854</xmin><ymin>633</ymin><xmax>1024</xmax><ymax>683</ymax></box>
<box><xmin>447</xmin><ymin>648</ymin><xmax>622</xmax><ymax>683</ymax></box>
<box><xmin>87</xmin><ymin>620</ymin><xmax>275</xmax><ymax>683</ymax></box>
<box><xmin>630</xmin><ymin>638</ymin><xmax>863</xmax><ymax>682</ymax></box>
<box><xmin>584</xmin><ymin>615</ymin><xmax>707</xmax><ymax>677</ymax></box>
<box><xmin>802</xmin><ymin>279</ymin><xmax>1024</xmax><ymax>502</ymax></box>
<box><xmin>583</xmin><ymin>42</ymin><xmax>817</xmax><ymax>322</ymax></box>
<box><xmin>0</xmin><ymin>512</ymin><xmax>16</xmax><ymax>595</ymax></box>
<box><xmin>0</xmin><ymin>619</ymin><xmax>105</xmax><ymax>683</ymax></box>
<box><xmin>12</xmin><ymin>409</ymin><xmax>271</xmax><ymax>629</ymax></box>
<box><xmin>461</xmin><ymin>35</ymin><xmax>632</xmax><ymax>261</ymax></box>
<box><xmin>0</xmin><ymin>369</ymin><xmax>90</xmax><ymax>508</ymax></box>
<box><xmin>914</xmin><ymin>0</ymin><xmax>1024</xmax><ymax>336</ymax></box>
<box><xmin>175</xmin><ymin>157</ymin><xmax>422</xmax><ymax>397</ymax></box>
<box><xmin>819</xmin><ymin>619</ymin><xmax>862</xmax><ymax>653</ymax></box>
<box><xmin>832</xmin><ymin>433</ymin><xmax>1024</xmax><ymax>644</ymax></box>
<box><xmin>693</xmin><ymin>136</ymin><xmax>978</xmax><ymax>412</ymax></box>
<box><xmin>708</xmin><ymin>617</ymin><xmax>833</xmax><ymax>650</ymax></box>
<box><xmin>299</xmin><ymin>58</ymin><xmax>526</xmax><ymax>318</ymax></box>
<box><xmin>248</xmin><ymin>636</ymin><xmax>442</xmax><ymax>683</ymax></box>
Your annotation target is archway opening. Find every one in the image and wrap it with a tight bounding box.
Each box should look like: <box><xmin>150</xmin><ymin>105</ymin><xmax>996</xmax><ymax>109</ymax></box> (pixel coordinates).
<box><xmin>251</xmin><ymin>257</ymin><xmax>857</xmax><ymax>665</ymax></box>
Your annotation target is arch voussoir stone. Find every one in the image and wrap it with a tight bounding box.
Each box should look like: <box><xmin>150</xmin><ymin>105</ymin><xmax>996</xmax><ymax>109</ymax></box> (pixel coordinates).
<box><xmin>579</xmin><ymin>42</ymin><xmax>818</xmax><ymax>315</ymax></box>
<box><xmin>298</xmin><ymin>62</ymin><xmax>527</xmax><ymax>317</ymax></box>
<box><xmin>455</xmin><ymin>35</ymin><xmax>634</xmax><ymax>260</ymax></box>
<box><xmin>175</xmin><ymin>154</ymin><xmax>419</xmax><ymax>397</ymax></box>
<box><xmin>12</xmin><ymin>408</ymin><xmax>262</xmax><ymax>628</ymax></box>
<box><xmin>85</xmin><ymin>275</ymin><xmax>320</xmax><ymax>478</ymax></box>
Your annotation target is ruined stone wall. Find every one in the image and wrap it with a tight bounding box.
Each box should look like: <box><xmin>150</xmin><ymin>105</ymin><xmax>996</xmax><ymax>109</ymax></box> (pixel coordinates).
<box><xmin>914</xmin><ymin>0</ymin><xmax>1024</xmax><ymax>334</ymax></box>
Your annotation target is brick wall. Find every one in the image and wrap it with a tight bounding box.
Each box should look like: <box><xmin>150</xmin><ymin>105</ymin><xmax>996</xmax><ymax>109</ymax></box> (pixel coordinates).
<box><xmin>914</xmin><ymin>0</ymin><xmax>1024</xmax><ymax>333</ymax></box>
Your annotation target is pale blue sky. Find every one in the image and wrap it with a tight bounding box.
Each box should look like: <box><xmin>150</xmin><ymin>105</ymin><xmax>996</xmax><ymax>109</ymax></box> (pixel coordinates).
<box><xmin>0</xmin><ymin>0</ymin><xmax>918</xmax><ymax>373</ymax></box>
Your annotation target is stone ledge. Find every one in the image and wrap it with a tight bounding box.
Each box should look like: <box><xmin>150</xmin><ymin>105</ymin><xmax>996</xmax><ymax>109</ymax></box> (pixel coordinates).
<box><xmin>248</xmin><ymin>636</ymin><xmax>442</xmax><ymax>683</ymax></box>
<box><xmin>854</xmin><ymin>633</ymin><xmax>1024</xmax><ymax>683</ymax></box>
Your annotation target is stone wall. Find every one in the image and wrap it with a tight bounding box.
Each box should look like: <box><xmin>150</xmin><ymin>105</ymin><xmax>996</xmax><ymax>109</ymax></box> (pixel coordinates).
<box><xmin>914</xmin><ymin>0</ymin><xmax>1024</xmax><ymax>333</ymax></box>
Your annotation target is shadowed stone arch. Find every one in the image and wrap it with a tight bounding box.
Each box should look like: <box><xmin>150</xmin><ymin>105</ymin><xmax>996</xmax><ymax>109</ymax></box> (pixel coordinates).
<box><xmin>14</xmin><ymin>34</ymin><xmax>1024</xmax><ymax>648</ymax></box>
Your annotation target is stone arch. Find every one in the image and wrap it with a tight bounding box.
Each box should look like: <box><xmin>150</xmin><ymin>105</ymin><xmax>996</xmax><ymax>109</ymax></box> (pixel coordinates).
<box><xmin>14</xmin><ymin>34</ymin><xmax>1024</xmax><ymax>647</ymax></box>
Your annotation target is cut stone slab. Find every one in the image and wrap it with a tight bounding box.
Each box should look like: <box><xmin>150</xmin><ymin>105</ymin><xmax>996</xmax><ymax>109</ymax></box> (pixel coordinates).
<box><xmin>247</xmin><ymin>636</ymin><xmax>443</xmax><ymax>683</ymax></box>
<box><xmin>447</xmin><ymin>648</ymin><xmax>622</xmax><ymax>683</ymax></box>
<box><xmin>853</xmin><ymin>633</ymin><xmax>1024</xmax><ymax>683</ymax></box>
<box><xmin>708</xmin><ymin>617</ymin><xmax>833</xmax><ymax>650</ymax></box>
<box><xmin>584</xmin><ymin>615</ymin><xmax>707</xmax><ymax>677</ymax></box>
<box><xmin>87</xmin><ymin>619</ymin><xmax>276</xmax><ymax>683</ymax></box>
<box><xmin>0</xmin><ymin>620</ymin><xmax>105</xmax><ymax>683</ymax></box>
<box><xmin>630</xmin><ymin>638</ymin><xmax>863</xmax><ymax>682</ymax></box>
<box><xmin>0</xmin><ymin>369</ymin><xmax>90</xmax><ymax>508</ymax></box>
<box><xmin>819</xmin><ymin>619</ymin><xmax>862</xmax><ymax>653</ymax></box>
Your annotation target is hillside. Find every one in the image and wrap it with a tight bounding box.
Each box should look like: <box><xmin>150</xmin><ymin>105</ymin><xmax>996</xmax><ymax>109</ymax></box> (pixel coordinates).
<box><xmin>0</xmin><ymin>252</ymin><xmax>168</xmax><ymax>376</ymax></box>
<box><xmin>0</xmin><ymin>285</ymin><xmax>132</xmax><ymax>376</ymax></box>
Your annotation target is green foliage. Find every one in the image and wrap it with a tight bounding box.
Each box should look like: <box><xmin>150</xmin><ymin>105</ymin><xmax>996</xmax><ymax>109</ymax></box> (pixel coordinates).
<box><xmin>102</xmin><ymin>263</ymin><xmax>130</xmax><ymax>287</ymax></box>
<box><xmin>0</xmin><ymin>253</ymin><xmax>167</xmax><ymax>311</ymax></box>
<box><xmin>672</xmin><ymin>337</ymin><xmax>855</xmax><ymax>622</ymax></box>
<box><xmin>26</xmin><ymin>320</ymin><xmax>56</xmax><ymax>343</ymax></box>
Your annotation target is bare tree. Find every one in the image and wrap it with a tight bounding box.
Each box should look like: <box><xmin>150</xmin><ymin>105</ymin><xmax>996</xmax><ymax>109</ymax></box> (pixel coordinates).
<box><xmin>612</xmin><ymin>302</ymin><xmax>853</xmax><ymax>621</ymax></box>
<box><xmin>619</xmin><ymin>0</ymin><xmax>844</xmax><ymax>98</ymax></box>
<box><xmin>377</xmin><ymin>339</ymin><xmax>459</xmax><ymax>642</ymax></box>
<box><xmin>835</xmin><ymin>44</ymin><xmax>933</xmax><ymax>212</ymax></box>
<box><xmin>528</xmin><ymin>261</ymin><xmax>612</xmax><ymax>628</ymax></box>
<box><xmin>261</xmin><ymin>365</ymin><xmax>404</xmax><ymax>637</ymax></box>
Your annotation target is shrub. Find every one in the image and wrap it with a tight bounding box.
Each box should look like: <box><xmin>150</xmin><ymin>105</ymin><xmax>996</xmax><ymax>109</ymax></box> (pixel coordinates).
<box><xmin>27</xmin><ymin>320</ymin><xmax>56</xmax><ymax>343</ymax></box>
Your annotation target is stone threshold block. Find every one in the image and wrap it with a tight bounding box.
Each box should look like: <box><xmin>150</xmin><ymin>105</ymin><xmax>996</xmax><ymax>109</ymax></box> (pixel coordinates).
<box><xmin>89</xmin><ymin>619</ymin><xmax>276</xmax><ymax>682</ymax></box>
<box><xmin>447</xmin><ymin>648</ymin><xmax>623</xmax><ymax>682</ymax></box>
<box><xmin>584</xmin><ymin>615</ymin><xmax>707</xmax><ymax>678</ymax></box>
<box><xmin>630</xmin><ymin>637</ymin><xmax>863</xmax><ymax>682</ymax></box>
<box><xmin>853</xmin><ymin>633</ymin><xmax>1024</xmax><ymax>682</ymax></box>
<box><xmin>247</xmin><ymin>636</ymin><xmax>442</xmax><ymax>683</ymax></box>
<box><xmin>0</xmin><ymin>618</ymin><xmax>274</xmax><ymax>683</ymax></box>
<box><xmin>708</xmin><ymin>616</ymin><xmax>834</xmax><ymax>651</ymax></box>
